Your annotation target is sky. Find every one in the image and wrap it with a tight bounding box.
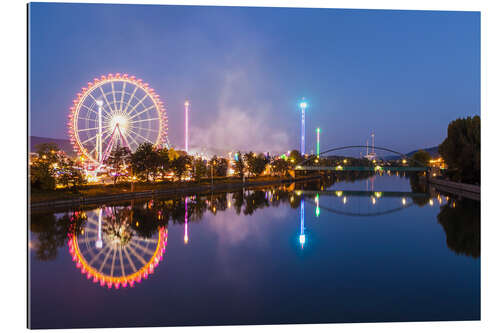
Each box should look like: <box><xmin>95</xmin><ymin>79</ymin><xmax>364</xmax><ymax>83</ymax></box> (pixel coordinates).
<box><xmin>29</xmin><ymin>3</ymin><xmax>480</xmax><ymax>155</ymax></box>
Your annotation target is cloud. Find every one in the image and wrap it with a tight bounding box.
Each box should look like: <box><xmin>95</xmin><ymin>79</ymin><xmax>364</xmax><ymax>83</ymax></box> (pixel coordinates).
<box><xmin>190</xmin><ymin>69</ymin><xmax>290</xmax><ymax>154</ymax></box>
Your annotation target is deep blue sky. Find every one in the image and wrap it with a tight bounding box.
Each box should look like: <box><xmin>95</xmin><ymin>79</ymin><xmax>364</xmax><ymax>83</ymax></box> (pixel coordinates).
<box><xmin>29</xmin><ymin>3</ymin><xmax>480</xmax><ymax>154</ymax></box>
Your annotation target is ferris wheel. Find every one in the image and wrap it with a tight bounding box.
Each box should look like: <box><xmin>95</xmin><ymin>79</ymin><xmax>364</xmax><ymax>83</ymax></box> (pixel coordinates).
<box><xmin>68</xmin><ymin>207</ymin><xmax>168</xmax><ymax>289</ymax></box>
<box><xmin>68</xmin><ymin>73</ymin><xmax>168</xmax><ymax>165</ymax></box>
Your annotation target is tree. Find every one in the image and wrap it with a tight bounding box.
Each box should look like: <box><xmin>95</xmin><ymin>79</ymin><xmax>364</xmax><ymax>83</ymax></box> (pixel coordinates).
<box><xmin>171</xmin><ymin>154</ymin><xmax>191</xmax><ymax>181</ymax></box>
<box><xmin>437</xmin><ymin>199</ymin><xmax>480</xmax><ymax>258</ymax></box>
<box><xmin>192</xmin><ymin>158</ymin><xmax>207</xmax><ymax>181</ymax></box>
<box><xmin>210</xmin><ymin>156</ymin><xmax>228</xmax><ymax>177</ymax></box>
<box><xmin>271</xmin><ymin>157</ymin><xmax>290</xmax><ymax>176</ymax></box>
<box><xmin>30</xmin><ymin>210</ymin><xmax>87</xmax><ymax>261</ymax></box>
<box><xmin>233</xmin><ymin>151</ymin><xmax>245</xmax><ymax>179</ymax></box>
<box><xmin>245</xmin><ymin>152</ymin><xmax>268</xmax><ymax>177</ymax></box>
<box><xmin>288</xmin><ymin>149</ymin><xmax>303</xmax><ymax>165</ymax></box>
<box><xmin>58</xmin><ymin>158</ymin><xmax>86</xmax><ymax>191</ymax></box>
<box><xmin>34</xmin><ymin>143</ymin><xmax>60</xmax><ymax>164</ymax></box>
<box><xmin>30</xmin><ymin>143</ymin><xmax>61</xmax><ymax>190</ymax></box>
<box><xmin>156</xmin><ymin>148</ymin><xmax>171</xmax><ymax>180</ymax></box>
<box><xmin>438</xmin><ymin>116</ymin><xmax>480</xmax><ymax>184</ymax></box>
<box><xmin>104</xmin><ymin>144</ymin><xmax>131</xmax><ymax>184</ymax></box>
<box><xmin>130</xmin><ymin>142</ymin><xmax>160</xmax><ymax>181</ymax></box>
<box><xmin>30</xmin><ymin>159</ymin><xmax>56</xmax><ymax>191</ymax></box>
<box><xmin>411</xmin><ymin>150</ymin><xmax>431</xmax><ymax>167</ymax></box>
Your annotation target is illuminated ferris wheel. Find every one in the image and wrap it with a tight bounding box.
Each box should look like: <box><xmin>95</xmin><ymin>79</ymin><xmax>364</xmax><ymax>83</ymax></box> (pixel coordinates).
<box><xmin>68</xmin><ymin>207</ymin><xmax>168</xmax><ymax>289</ymax></box>
<box><xmin>68</xmin><ymin>73</ymin><xmax>168</xmax><ymax>165</ymax></box>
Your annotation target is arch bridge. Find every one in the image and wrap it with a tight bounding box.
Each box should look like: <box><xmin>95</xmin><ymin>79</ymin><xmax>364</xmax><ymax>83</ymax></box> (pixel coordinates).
<box><xmin>295</xmin><ymin>145</ymin><xmax>430</xmax><ymax>172</ymax></box>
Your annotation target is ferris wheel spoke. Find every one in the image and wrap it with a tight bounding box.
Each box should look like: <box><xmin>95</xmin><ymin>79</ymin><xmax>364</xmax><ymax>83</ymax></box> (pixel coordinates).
<box><xmin>87</xmin><ymin>92</ymin><xmax>113</xmax><ymax>119</ymax></box>
<box><xmin>123</xmin><ymin>131</ymin><xmax>140</xmax><ymax>150</ymax></box>
<box><xmin>77</xmin><ymin>116</ymin><xmax>98</xmax><ymax>123</ymax></box>
<box><xmin>128</xmin><ymin>104</ymin><xmax>156</xmax><ymax>120</ymax></box>
<box><xmin>125</xmin><ymin>94</ymin><xmax>149</xmax><ymax>117</ymax></box>
<box><xmin>122</xmin><ymin>246</ymin><xmax>138</xmax><ymax>272</ymax></box>
<box><xmin>127</xmin><ymin>245</ymin><xmax>148</xmax><ymax>266</ymax></box>
<box><xmin>77</xmin><ymin>124</ymin><xmax>112</xmax><ymax>133</ymax></box>
<box><xmin>99</xmin><ymin>86</ymin><xmax>116</xmax><ymax>115</ymax></box>
<box><xmin>129</xmin><ymin>124</ymin><xmax>159</xmax><ymax>134</ymax></box>
<box><xmin>80</xmin><ymin>133</ymin><xmax>100</xmax><ymax>145</ymax></box>
<box><xmin>129</xmin><ymin>117</ymin><xmax>159</xmax><ymax>124</ymax></box>
<box><xmin>79</xmin><ymin>126</ymin><xmax>114</xmax><ymax>146</ymax></box>
<box><xmin>137</xmin><ymin>237</ymin><xmax>160</xmax><ymax>244</ymax></box>
<box><xmin>81</xmin><ymin>104</ymin><xmax>102</xmax><ymax>118</ymax></box>
<box><xmin>111</xmin><ymin>81</ymin><xmax>118</xmax><ymax>113</ymax></box>
<box><xmin>122</xmin><ymin>86</ymin><xmax>138</xmax><ymax>115</ymax></box>
<box><xmin>130</xmin><ymin>240</ymin><xmax>154</xmax><ymax>256</ymax></box>
<box><xmin>138</xmin><ymin>238</ymin><xmax>160</xmax><ymax>244</ymax></box>
<box><xmin>100</xmin><ymin>127</ymin><xmax>116</xmax><ymax>144</ymax></box>
<box><xmin>126</xmin><ymin>128</ymin><xmax>153</xmax><ymax>144</ymax></box>
<box><xmin>83</xmin><ymin>235</ymin><xmax>98</xmax><ymax>242</ymax></box>
<box><xmin>89</xmin><ymin>241</ymin><xmax>111</xmax><ymax>266</ymax></box>
<box><xmin>110</xmin><ymin>247</ymin><xmax>118</xmax><ymax>277</ymax></box>
<box><xmin>119</xmin><ymin>81</ymin><xmax>126</xmax><ymax>113</ymax></box>
<box><xmin>119</xmin><ymin>247</ymin><xmax>126</xmax><ymax>277</ymax></box>
<box><xmin>98</xmin><ymin>245</ymin><xmax>115</xmax><ymax>273</ymax></box>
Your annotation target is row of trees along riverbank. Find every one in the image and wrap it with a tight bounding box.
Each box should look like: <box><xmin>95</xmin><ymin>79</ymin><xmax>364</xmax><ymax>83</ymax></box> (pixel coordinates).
<box><xmin>30</xmin><ymin>141</ymin><xmax>325</xmax><ymax>203</ymax></box>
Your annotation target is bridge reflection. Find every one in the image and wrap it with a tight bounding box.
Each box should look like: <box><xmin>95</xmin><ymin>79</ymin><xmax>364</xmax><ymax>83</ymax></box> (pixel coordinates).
<box><xmin>294</xmin><ymin>187</ymin><xmax>435</xmax><ymax>249</ymax></box>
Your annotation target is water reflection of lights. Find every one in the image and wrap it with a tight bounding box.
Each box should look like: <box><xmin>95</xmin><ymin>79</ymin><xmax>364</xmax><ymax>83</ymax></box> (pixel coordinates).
<box><xmin>69</xmin><ymin>208</ymin><xmax>167</xmax><ymax>289</ymax></box>
<box><xmin>402</xmin><ymin>198</ymin><xmax>406</xmax><ymax>205</ymax></box>
<box><xmin>343</xmin><ymin>196</ymin><xmax>347</xmax><ymax>205</ymax></box>
<box><xmin>184</xmin><ymin>197</ymin><xmax>189</xmax><ymax>244</ymax></box>
<box><xmin>429</xmin><ymin>199</ymin><xmax>434</xmax><ymax>206</ymax></box>
<box><xmin>315</xmin><ymin>194</ymin><xmax>320</xmax><ymax>217</ymax></box>
<box><xmin>371</xmin><ymin>197</ymin><xmax>376</xmax><ymax>205</ymax></box>
<box><xmin>300</xmin><ymin>199</ymin><xmax>306</xmax><ymax>248</ymax></box>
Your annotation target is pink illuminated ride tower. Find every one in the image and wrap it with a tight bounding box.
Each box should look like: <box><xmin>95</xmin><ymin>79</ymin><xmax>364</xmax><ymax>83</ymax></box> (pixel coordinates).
<box><xmin>184</xmin><ymin>99</ymin><xmax>190</xmax><ymax>153</ymax></box>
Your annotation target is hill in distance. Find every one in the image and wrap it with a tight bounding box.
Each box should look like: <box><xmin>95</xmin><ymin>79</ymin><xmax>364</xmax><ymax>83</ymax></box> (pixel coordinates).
<box><xmin>30</xmin><ymin>136</ymin><xmax>75</xmax><ymax>156</ymax></box>
<box><xmin>383</xmin><ymin>146</ymin><xmax>440</xmax><ymax>160</ymax></box>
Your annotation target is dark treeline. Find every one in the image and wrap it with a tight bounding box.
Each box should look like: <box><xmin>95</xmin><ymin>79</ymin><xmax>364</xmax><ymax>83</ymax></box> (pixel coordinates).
<box><xmin>437</xmin><ymin>198</ymin><xmax>480</xmax><ymax>258</ymax></box>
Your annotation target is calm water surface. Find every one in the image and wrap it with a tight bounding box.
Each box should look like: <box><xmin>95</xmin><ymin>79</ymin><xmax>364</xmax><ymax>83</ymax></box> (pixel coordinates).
<box><xmin>29</xmin><ymin>175</ymin><xmax>480</xmax><ymax>328</ymax></box>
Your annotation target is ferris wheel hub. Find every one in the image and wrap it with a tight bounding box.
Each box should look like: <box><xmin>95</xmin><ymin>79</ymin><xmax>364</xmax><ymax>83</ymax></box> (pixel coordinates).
<box><xmin>111</xmin><ymin>115</ymin><xmax>129</xmax><ymax>133</ymax></box>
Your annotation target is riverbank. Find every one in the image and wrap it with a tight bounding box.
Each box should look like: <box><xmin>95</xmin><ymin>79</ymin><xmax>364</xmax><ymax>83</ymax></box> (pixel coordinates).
<box><xmin>30</xmin><ymin>175</ymin><xmax>322</xmax><ymax>211</ymax></box>
<box><xmin>425</xmin><ymin>177</ymin><xmax>480</xmax><ymax>201</ymax></box>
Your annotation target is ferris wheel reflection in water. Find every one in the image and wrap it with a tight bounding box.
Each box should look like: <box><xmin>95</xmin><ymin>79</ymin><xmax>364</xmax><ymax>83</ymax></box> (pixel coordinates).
<box><xmin>68</xmin><ymin>206</ymin><xmax>167</xmax><ymax>289</ymax></box>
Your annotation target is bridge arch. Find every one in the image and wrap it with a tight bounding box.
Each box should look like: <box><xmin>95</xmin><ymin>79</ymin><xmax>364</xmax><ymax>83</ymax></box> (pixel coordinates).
<box><xmin>297</xmin><ymin>145</ymin><xmax>429</xmax><ymax>169</ymax></box>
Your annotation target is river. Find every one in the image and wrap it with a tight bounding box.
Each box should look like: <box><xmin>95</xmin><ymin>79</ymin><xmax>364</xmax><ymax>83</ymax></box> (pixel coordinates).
<box><xmin>28</xmin><ymin>174</ymin><xmax>480</xmax><ymax>328</ymax></box>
